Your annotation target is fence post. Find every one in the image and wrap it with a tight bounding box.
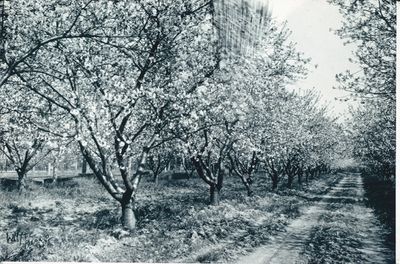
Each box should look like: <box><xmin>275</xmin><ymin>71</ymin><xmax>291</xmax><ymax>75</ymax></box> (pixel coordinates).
<box><xmin>47</xmin><ymin>163</ymin><xmax>52</xmax><ymax>177</ymax></box>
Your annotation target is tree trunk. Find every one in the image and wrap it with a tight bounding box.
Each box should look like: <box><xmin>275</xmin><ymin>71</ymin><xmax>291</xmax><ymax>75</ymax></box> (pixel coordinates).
<box><xmin>270</xmin><ymin>173</ymin><xmax>278</xmax><ymax>190</ymax></box>
<box><xmin>82</xmin><ymin>158</ymin><xmax>87</xmax><ymax>174</ymax></box>
<box><xmin>210</xmin><ymin>185</ymin><xmax>220</xmax><ymax>205</ymax></box>
<box><xmin>287</xmin><ymin>174</ymin><xmax>294</xmax><ymax>189</ymax></box>
<box><xmin>52</xmin><ymin>159</ymin><xmax>58</xmax><ymax>183</ymax></box>
<box><xmin>242</xmin><ymin>177</ymin><xmax>253</xmax><ymax>196</ymax></box>
<box><xmin>310</xmin><ymin>170</ymin><xmax>315</xmax><ymax>180</ymax></box>
<box><xmin>17</xmin><ymin>171</ymin><xmax>26</xmax><ymax>193</ymax></box>
<box><xmin>153</xmin><ymin>173</ymin><xmax>159</xmax><ymax>185</ymax></box>
<box><xmin>121</xmin><ymin>199</ymin><xmax>136</xmax><ymax>230</ymax></box>
<box><xmin>272</xmin><ymin>179</ymin><xmax>278</xmax><ymax>190</ymax></box>
<box><xmin>297</xmin><ymin>171</ymin><xmax>303</xmax><ymax>188</ymax></box>
<box><xmin>246</xmin><ymin>184</ymin><xmax>253</xmax><ymax>196</ymax></box>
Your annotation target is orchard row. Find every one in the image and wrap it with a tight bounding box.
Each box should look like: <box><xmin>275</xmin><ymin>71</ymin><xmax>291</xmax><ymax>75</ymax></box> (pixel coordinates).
<box><xmin>1</xmin><ymin>0</ymin><xmax>345</xmax><ymax>229</ymax></box>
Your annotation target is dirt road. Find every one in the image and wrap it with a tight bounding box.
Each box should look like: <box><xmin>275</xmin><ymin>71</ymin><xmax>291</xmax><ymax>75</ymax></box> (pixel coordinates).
<box><xmin>235</xmin><ymin>172</ymin><xmax>393</xmax><ymax>264</ymax></box>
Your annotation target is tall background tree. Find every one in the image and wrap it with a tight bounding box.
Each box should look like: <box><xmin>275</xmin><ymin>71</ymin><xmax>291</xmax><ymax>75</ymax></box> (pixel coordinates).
<box><xmin>329</xmin><ymin>0</ymin><xmax>396</xmax><ymax>179</ymax></box>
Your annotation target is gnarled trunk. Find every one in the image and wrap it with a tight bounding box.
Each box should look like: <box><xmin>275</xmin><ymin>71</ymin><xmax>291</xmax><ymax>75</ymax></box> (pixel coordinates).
<box><xmin>191</xmin><ymin>155</ymin><xmax>225</xmax><ymax>206</ymax></box>
<box><xmin>238</xmin><ymin>173</ymin><xmax>253</xmax><ymax>196</ymax></box>
<box><xmin>272</xmin><ymin>179</ymin><xmax>278</xmax><ymax>190</ymax></box>
<box><xmin>210</xmin><ymin>185</ymin><xmax>220</xmax><ymax>205</ymax></box>
<box><xmin>297</xmin><ymin>170</ymin><xmax>303</xmax><ymax>188</ymax></box>
<box><xmin>270</xmin><ymin>172</ymin><xmax>279</xmax><ymax>190</ymax></box>
<box><xmin>297</xmin><ymin>174</ymin><xmax>301</xmax><ymax>186</ymax></box>
<box><xmin>153</xmin><ymin>173</ymin><xmax>159</xmax><ymax>185</ymax></box>
<box><xmin>240</xmin><ymin>175</ymin><xmax>253</xmax><ymax>196</ymax></box>
<box><xmin>121</xmin><ymin>199</ymin><xmax>136</xmax><ymax>230</ymax></box>
<box><xmin>17</xmin><ymin>171</ymin><xmax>26</xmax><ymax>193</ymax></box>
<box><xmin>287</xmin><ymin>173</ymin><xmax>294</xmax><ymax>189</ymax></box>
<box><xmin>305</xmin><ymin>170</ymin><xmax>310</xmax><ymax>183</ymax></box>
<box><xmin>245</xmin><ymin>182</ymin><xmax>253</xmax><ymax>196</ymax></box>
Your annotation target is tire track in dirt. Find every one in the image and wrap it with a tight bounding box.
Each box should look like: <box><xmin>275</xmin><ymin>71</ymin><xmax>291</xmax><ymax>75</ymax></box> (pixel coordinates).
<box><xmin>235</xmin><ymin>172</ymin><xmax>392</xmax><ymax>264</ymax></box>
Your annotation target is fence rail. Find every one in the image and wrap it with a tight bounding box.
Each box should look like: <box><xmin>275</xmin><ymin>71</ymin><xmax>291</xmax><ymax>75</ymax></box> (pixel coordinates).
<box><xmin>0</xmin><ymin>170</ymin><xmax>82</xmax><ymax>179</ymax></box>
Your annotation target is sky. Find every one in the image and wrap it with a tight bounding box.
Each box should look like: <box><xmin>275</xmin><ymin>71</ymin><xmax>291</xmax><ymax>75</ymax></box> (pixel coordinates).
<box><xmin>263</xmin><ymin>0</ymin><xmax>359</xmax><ymax>119</ymax></box>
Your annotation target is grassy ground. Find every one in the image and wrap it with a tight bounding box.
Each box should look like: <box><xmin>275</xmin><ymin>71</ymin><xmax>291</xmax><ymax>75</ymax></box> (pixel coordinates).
<box><xmin>362</xmin><ymin>171</ymin><xmax>395</xmax><ymax>251</ymax></box>
<box><xmin>0</xmin><ymin>172</ymin><xmax>340</xmax><ymax>262</ymax></box>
